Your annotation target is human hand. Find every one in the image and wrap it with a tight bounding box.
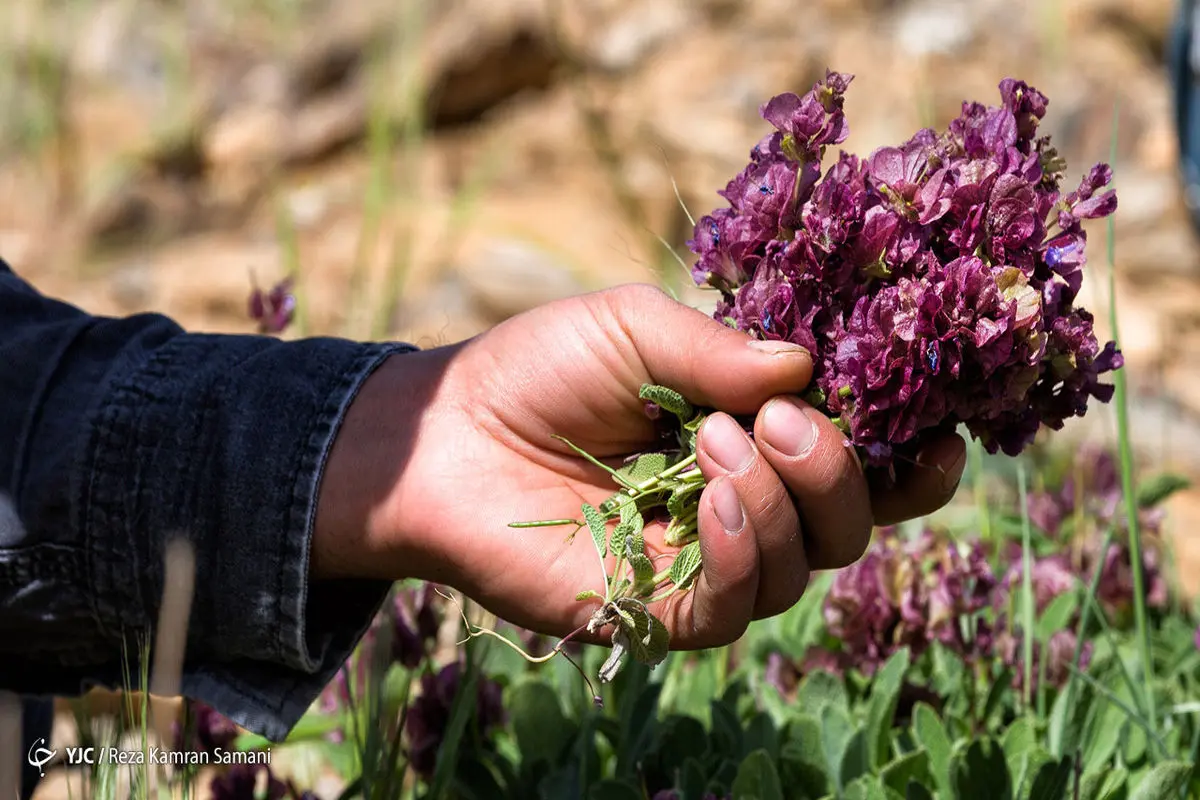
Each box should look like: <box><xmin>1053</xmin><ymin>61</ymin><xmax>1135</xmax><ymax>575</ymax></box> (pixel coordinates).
<box><xmin>314</xmin><ymin>284</ymin><xmax>966</xmax><ymax>648</ymax></box>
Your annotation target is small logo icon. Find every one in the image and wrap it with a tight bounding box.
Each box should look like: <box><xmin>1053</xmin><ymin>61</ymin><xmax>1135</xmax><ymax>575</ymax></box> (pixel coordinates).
<box><xmin>27</xmin><ymin>738</ymin><xmax>55</xmax><ymax>777</ymax></box>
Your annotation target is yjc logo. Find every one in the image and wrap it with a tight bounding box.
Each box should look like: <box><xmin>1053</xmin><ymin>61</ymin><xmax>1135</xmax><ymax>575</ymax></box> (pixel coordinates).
<box><xmin>26</xmin><ymin>737</ymin><xmax>55</xmax><ymax>777</ymax></box>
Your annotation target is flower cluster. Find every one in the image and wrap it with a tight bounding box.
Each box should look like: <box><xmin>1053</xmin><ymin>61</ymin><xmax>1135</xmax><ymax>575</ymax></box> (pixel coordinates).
<box><xmin>809</xmin><ymin>529</ymin><xmax>1000</xmax><ymax>675</ymax></box>
<box><xmin>688</xmin><ymin>71</ymin><xmax>1120</xmax><ymax>470</ymax></box>
<box><xmin>792</xmin><ymin>527</ymin><xmax>1092</xmax><ymax>695</ymax></box>
<box><xmin>405</xmin><ymin>661</ymin><xmax>506</xmax><ymax>778</ymax></box>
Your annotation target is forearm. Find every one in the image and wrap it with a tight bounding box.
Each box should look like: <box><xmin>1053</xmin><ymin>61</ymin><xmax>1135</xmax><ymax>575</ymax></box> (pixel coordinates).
<box><xmin>0</xmin><ymin>259</ymin><xmax>413</xmax><ymax>739</ymax></box>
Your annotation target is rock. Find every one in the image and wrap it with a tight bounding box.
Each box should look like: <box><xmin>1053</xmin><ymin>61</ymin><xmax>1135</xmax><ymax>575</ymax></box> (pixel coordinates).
<box><xmin>454</xmin><ymin>237</ymin><xmax>588</xmax><ymax>321</ymax></box>
<box><xmin>585</xmin><ymin>1</ymin><xmax>695</xmax><ymax>73</ymax></box>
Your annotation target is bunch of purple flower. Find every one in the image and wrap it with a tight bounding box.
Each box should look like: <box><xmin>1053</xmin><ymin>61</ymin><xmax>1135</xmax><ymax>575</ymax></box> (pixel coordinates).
<box><xmin>689</xmin><ymin>71</ymin><xmax>1121</xmax><ymax>469</ymax></box>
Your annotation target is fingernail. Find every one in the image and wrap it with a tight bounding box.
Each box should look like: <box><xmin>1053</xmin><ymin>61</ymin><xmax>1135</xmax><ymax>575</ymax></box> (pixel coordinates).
<box><xmin>712</xmin><ymin>477</ymin><xmax>745</xmax><ymax>535</ymax></box>
<box><xmin>748</xmin><ymin>339</ymin><xmax>809</xmax><ymax>356</ymax></box>
<box><xmin>762</xmin><ymin>398</ymin><xmax>818</xmax><ymax>457</ymax></box>
<box><xmin>942</xmin><ymin>448</ymin><xmax>967</xmax><ymax>494</ymax></box>
<box><xmin>702</xmin><ymin>414</ymin><xmax>755</xmax><ymax>473</ymax></box>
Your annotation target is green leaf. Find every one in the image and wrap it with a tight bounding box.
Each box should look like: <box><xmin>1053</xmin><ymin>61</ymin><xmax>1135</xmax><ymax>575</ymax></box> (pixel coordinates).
<box><xmin>780</xmin><ymin>716</ymin><xmax>829</xmax><ymax>798</ymax></box>
<box><xmin>628</xmin><ymin>551</ymin><xmax>655</xmax><ymax>589</ymax></box>
<box><xmin>508</xmin><ymin>679</ymin><xmax>575</xmax><ymax>768</ymax></box>
<box><xmin>912</xmin><ymin>703</ymin><xmax>952</xmax><ymax>796</ymax></box>
<box><xmin>743</xmin><ymin>712</ymin><xmax>781</xmax><ymax>763</ymax></box>
<box><xmin>821</xmin><ymin>703</ymin><xmax>853</xmax><ymax>794</ymax></box>
<box><xmin>842</xmin><ymin>775</ymin><xmax>889</xmax><ymax>800</ymax></box>
<box><xmin>840</xmin><ymin>729</ymin><xmax>872</xmax><ymax>788</ymax></box>
<box><xmin>731</xmin><ymin>749</ymin><xmax>784</xmax><ymax>800</ymax></box>
<box><xmin>880</xmin><ymin>749</ymin><xmax>931</xmax><ymax>796</ymax></box>
<box><xmin>1078</xmin><ymin>767</ymin><xmax>1129</xmax><ymax>800</ymax></box>
<box><xmin>616</xmin><ymin>452</ymin><xmax>672</xmax><ymax>485</ymax></box>
<box><xmin>669</xmin><ymin>541</ymin><xmax>704</xmax><ymax>589</ymax></box>
<box><xmin>640</xmin><ymin>384</ymin><xmax>694</xmax><ymax>420</ymax></box>
<box><xmin>905</xmin><ymin>782</ymin><xmax>935</xmax><ymax>800</ymax></box>
<box><xmin>1028</xmin><ymin>755</ymin><xmax>1073</xmax><ymax>800</ymax></box>
<box><xmin>623</xmin><ymin>521</ymin><xmax>646</xmax><ymax>558</ymax></box>
<box><xmin>679</xmin><ymin>757</ymin><xmax>708</xmax><ymax>800</ymax></box>
<box><xmin>612</xmin><ymin>598</ymin><xmax>670</xmax><ymax>668</ymax></box>
<box><xmin>1135</xmin><ymin>472</ymin><xmax>1191</xmax><ymax>509</ymax></box>
<box><xmin>1083</xmin><ymin>702</ymin><xmax>1123</xmax><ymax>773</ymax></box>
<box><xmin>576</xmin><ymin>590</ymin><xmax>603</xmax><ymax>602</ymax></box>
<box><xmin>583</xmin><ymin>503</ymin><xmax>608</xmax><ymax>560</ymax></box>
<box><xmin>949</xmin><ymin>738</ymin><xmax>1011</xmax><ymax>800</ymax></box>
<box><xmin>866</xmin><ymin>648</ymin><xmax>911</xmax><ymax>768</ymax></box>
<box><xmin>1128</xmin><ymin>761</ymin><xmax>1193</xmax><ymax>800</ymax></box>
<box><xmin>668</xmin><ymin>481</ymin><xmax>704</xmax><ymax>519</ymax></box>
<box><xmin>1001</xmin><ymin>717</ymin><xmax>1036</xmax><ymax>776</ymax></box>
<box><xmin>798</xmin><ymin>670</ymin><xmax>850</xmax><ymax>718</ymax></box>
<box><xmin>1037</xmin><ymin>591</ymin><xmax>1079</xmax><ymax>641</ymax></box>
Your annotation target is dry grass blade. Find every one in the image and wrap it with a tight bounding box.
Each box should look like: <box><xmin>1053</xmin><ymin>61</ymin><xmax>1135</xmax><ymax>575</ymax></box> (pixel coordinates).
<box><xmin>149</xmin><ymin>536</ymin><xmax>197</xmax><ymax>774</ymax></box>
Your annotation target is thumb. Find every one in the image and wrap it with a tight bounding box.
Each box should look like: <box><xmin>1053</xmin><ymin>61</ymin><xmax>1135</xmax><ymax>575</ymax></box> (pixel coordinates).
<box><xmin>602</xmin><ymin>284</ymin><xmax>814</xmax><ymax>415</ymax></box>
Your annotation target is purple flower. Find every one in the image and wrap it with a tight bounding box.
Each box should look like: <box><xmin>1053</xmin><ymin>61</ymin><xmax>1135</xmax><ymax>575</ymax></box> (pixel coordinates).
<box><xmin>690</xmin><ymin>74</ymin><xmax>1119</xmax><ymax>473</ymax></box>
<box><xmin>392</xmin><ymin>583</ymin><xmax>441</xmax><ymax>669</ymax></box>
<box><xmin>764</xmin><ymin>652</ymin><xmax>800</xmax><ymax>696</ymax></box>
<box><xmin>999</xmin><ymin>628</ymin><xmax>1092</xmax><ymax>694</ymax></box>
<box><xmin>175</xmin><ymin>701</ymin><xmax>240</xmax><ymax>754</ymax></box>
<box><xmin>248</xmin><ymin>277</ymin><xmax>296</xmax><ymax>334</ymax></box>
<box><xmin>404</xmin><ymin>662</ymin><xmax>506</xmax><ymax>779</ymax></box>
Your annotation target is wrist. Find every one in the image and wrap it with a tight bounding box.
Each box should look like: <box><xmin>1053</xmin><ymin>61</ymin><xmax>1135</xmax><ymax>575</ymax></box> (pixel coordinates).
<box><xmin>311</xmin><ymin>343</ymin><xmax>460</xmax><ymax>583</ymax></box>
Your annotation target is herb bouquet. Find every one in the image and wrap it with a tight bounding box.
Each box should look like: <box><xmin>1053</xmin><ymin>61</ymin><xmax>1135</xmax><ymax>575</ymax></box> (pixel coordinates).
<box><xmin>501</xmin><ymin>71</ymin><xmax>1122</xmax><ymax>688</ymax></box>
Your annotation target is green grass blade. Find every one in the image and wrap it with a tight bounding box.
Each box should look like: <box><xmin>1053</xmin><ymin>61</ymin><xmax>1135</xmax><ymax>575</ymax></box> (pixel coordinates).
<box><xmin>1018</xmin><ymin>460</ymin><xmax>1036</xmax><ymax>715</ymax></box>
<box><xmin>1102</xmin><ymin>100</ymin><xmax>1158</xmax><ymax>746</ymax></box>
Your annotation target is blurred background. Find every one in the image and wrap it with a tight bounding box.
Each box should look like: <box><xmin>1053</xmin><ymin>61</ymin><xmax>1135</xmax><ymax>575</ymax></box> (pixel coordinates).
<box><xmin>3</xmin><ymin>0</ymin><xmax>1200</xmax><ymax>573</ymax></box>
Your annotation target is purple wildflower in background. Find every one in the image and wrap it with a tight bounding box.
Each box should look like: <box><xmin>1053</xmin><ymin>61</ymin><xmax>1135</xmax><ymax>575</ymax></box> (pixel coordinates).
<box><xmin>249</xmin><ymin>276</ymin><xmax>296</xmax><ymax>334</ymax></box>
<box><xmin>404</xmin><ymin>661</ymin><xmax>506</xmax><ymax>779</ymax></box>
<box><xmin>997</xmin><ymin>628</ymin><xmax>1093</xmax><ymax>694</ymax></box>
<box><xmin>814</xmin><ymin>529</ymin><xmax>1000</xmax><ymax>674</ymax></box>
<box><xmin>209</xmin><ymin>764</ymin><xmax>316</xmax><ymax>800</ymax></box>
<box><xmin>175</xmin><ymin>700</ymin><xmax>240</xmax><ymax>754</ymax></box>
<box><xmin>392</xmin><ymin>583</ymin><xmax>442</xmax><ymax>668</ymax></box>
<box><xmin>689</xmin><ymin>71</ymin><xmax>1120</xmax><ymax>473</ymax></box>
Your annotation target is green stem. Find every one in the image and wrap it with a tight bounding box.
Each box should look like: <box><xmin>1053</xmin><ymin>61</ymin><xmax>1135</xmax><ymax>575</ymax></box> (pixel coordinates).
<box><xmin>633</xmin><ymin>453</ymin><xmax>698</xmax><ymax>492</ymax></box>
<box><xmin>1103</xmin><ymin>103</ymin><xmax>1158</xmax><ymax>744</ymax></box>
<box><xmin>1018</xmin><ymin>460</ymin><xmax>1036</xmax><ymax>715</ymax></box>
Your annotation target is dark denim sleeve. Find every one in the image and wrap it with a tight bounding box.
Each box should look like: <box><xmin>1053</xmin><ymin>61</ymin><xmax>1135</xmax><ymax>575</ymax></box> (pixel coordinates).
<box><xmin>0</xmin><ymin>258</ymin><xmax>410</xmax><ymax>740</ymax></box>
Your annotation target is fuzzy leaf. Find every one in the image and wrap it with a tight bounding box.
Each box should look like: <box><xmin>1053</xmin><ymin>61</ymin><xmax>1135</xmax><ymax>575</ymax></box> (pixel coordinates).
<box><xmin>624</xmin><ymin>519</ymin><xmax>645</xmax><ymax>557</ymax></box>
<box><xmin>612</xmin><ymin>598</ymin><xmax>669</xmax><ymax>668</ymax></box>
<box><xmin>1001</xmin><ymin>717</ymin><xmax>1036</xmax><ymax>777</ymax></box>
<box><xmin>668</xmin><ymin>541</ymin><xmax>704</xmax><ymax>590</ymax></box>
<box><xmin>611</xmin><ymin>521</ymin><xmax>632</xmax><ymax>559</ymax></box>
<box><xmin>583</xmin><ymin>503</ymin><xmax>608</xmax><ymax>559</ymax></box>
<box><xmin>576</xmin><ymin>590</ymin><xmax>603</xmax><ymax>602</ymax></box>
<box><xmin>667</xmin><ymin>481</ymin><xmax>704</xmax><ymax>519</ymax></box>
<box><xmin>949</xmin><ymin>738</ymin><xmax>1010</xmax><ymax>800</ymax></box>
<box><xmin>1135</xmin><ymin>472</ymin><xmax>1191</xmax><ymax>509</ymax></box>
<box><xmin>1128</xmin><ymin>761</ymin><xmax>1194</xmax><ymax>800</ymax></box>
<box><xmin>1028</xmin><ymin>755</ymin><xmax>1073</xmax><ymax>800</ymax></box>
<box><xmin>821</xmin><ymin>704</ymin><xmax>853</xmax><ymax>794</ymax></box>
<box><xmin>628</xmin><ymin>551</ymin><xmax>655</xmax><ymax>589</ymax></box>
<box><xmin>1078</xmin><ymin>767</ymin><xmax>1128</xmax><ymax>800</ymax></box>
<box><xmin>912</xmin><ymin>703</ymin><xmax>952</xmax><ymax>796</ymax></box>
<box><xmin>866</xmin><ymin>648</ymin><xmax>910</xmax><ymax>768</ymax></box>
<box><xmin>880</xmin><ymin>750</ymin><xmax>931</xmax><ymax>796</ymax></box>
<box><xmin>731</xmin><ymin>749</ymin><xmax>784</xmax><ymax>800</ymax></box>
<box><xmin>639</xmin><ymin>384</ymin><xmax>694</xmax><ymax>421</ymax></box>
<box><xmin>616</xmin><ymin>452</ymin><xmax>672</xmax><ymax>486</ymax></box>
<box><xmin>619</xmin><ymin>499</ymin><xmax>642</xmax><ymax>529</ymax></box>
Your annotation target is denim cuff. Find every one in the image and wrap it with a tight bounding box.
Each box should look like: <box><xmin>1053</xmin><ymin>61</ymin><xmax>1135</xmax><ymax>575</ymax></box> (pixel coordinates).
<box><xmin>78</xmin><ymin>333</ymin><xmax>415</xmax><ymax>740</ymax></box>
